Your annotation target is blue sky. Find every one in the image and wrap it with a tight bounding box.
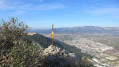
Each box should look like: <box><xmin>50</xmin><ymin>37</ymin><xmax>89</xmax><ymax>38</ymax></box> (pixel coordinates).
<box><xmin>0</xmin><ymin>0</ymin><xmax>119</xmax><ymax>29</ymax></box>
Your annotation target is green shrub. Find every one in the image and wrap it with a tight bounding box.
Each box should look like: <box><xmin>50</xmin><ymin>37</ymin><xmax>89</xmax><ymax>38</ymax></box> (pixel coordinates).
<box><xmin>0</xmin><ymin>17</ymin><xmax>28</xmax><ymax>56</ymax></box>
<box><xmin>1</xmin><ymin>41</ymin><xmax>40</xmax><ymax>67</ymax></box>
<box><xmin>0</xmin><ymin>17</ymin><xmax>40</xmax><ymax>67</ymax></box>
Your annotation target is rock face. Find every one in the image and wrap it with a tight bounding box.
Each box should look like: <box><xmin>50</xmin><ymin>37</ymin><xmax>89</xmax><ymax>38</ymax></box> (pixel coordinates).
<box><xmin>42</xmin><ymin>45</ymin><xmax>78</xmax><ymax>59</ymax></box>
<box><xmin>39</xmin><ymin>45</ymin><xmax>79</xmax><ymax>67</ymax></box>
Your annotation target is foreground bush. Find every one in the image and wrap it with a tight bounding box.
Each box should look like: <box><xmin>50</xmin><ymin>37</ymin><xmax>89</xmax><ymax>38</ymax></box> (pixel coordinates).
<box><xmin>0</xmin><ymin>41</ymin><xmax>40</xmax><ymax>67</ymax></box>
<box><xmin>0</xmin><ymin>17</ymin><xmax>28</xmax><ymax>56</ymax></box>
<box><xmin>0</xmin><ymin>17</ymin><xmax>39</xmax><ymax>66</ymax></box>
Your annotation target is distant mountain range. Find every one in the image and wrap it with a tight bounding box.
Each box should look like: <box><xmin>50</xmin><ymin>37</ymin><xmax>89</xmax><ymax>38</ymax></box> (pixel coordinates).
<box><xmin>30</xmin><ymin>26</ymin><xmax>119</xmax><ymax>34</ymax></box>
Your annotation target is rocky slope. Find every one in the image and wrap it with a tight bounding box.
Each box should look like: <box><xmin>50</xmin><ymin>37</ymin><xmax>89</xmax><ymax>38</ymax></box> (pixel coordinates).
<box><xmin>39</xmin><ymin>45</ymin><xmax>79</xmax><ymax>67</ymax></box>
<box><xmin>23</xmin><ymin>34</ymin><xmax>94</xmax><ymax>67</ymax></box>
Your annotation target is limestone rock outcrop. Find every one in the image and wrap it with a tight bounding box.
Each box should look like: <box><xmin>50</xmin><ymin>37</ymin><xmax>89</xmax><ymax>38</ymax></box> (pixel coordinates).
<box><xmin>42</xmin><ymin>45</ymin><xmax>77</xmax><ymax>59</ymax></box>
<box><xmin>39</xmin><ymin>45</ymin><xmax>79</xmax><ymax>67</ymax></box>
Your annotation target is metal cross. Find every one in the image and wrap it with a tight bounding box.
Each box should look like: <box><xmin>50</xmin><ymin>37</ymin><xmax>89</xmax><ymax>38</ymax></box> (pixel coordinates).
<box><xmin>51</xmin><ymin>24</ymin><xmax>55</xmax><ymax>48</ymax></box>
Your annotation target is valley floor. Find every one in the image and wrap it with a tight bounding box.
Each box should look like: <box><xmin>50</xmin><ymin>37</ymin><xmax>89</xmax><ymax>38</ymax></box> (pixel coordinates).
<box><xmin>44</xmin><ymin>33</ymin><xmax>119</xmax><ymax>67</ymax></box>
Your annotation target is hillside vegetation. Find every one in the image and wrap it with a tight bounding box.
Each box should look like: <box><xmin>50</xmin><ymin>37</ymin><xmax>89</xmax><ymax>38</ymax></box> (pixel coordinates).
<box><xmin>23</xmin><ymin>34</ymin><xmax>93</xmax><ymax>66</ymax></box>
<box><xmin>0</xmin><ymin>17</ymin><xmax>93</xmax><ymax>67</ymax></box>
<box><xmin>0</xmin><ymin>17</ymin><xmax>40</xmax><ymax>67</ymax></box>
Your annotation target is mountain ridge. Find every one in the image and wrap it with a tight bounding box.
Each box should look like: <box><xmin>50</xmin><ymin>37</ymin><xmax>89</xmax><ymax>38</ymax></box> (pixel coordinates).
<box><xmin>23</xmin><ymin>34</ymin><xmax>94</xmax><ymax>67</ymax></box>
<box><xmin>29</xmin><ymin>26</ymin><xmax>119</xmax><ymax>34</ymax></box>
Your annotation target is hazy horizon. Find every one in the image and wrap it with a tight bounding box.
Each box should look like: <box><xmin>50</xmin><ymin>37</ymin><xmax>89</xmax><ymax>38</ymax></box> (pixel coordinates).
<box><xmin>29</xmin><ymin>25</ymin><xmax>119</xmax><ymax>30</ymax></box>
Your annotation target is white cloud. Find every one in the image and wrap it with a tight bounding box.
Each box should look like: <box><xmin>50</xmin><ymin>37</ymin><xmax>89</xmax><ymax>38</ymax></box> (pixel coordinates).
<box><xmin>86</xmin><ymin>7</ymin><xmax>119</xmax><ymax>19</ymax></box>
<box><xmin>0</xmin><ymin>0</ymin><xmax>15</xmax><ymax>10</ymax></box>
<box><xmin>87</xmin><ymin>8</ymin><xmax>119</xmax><ymax>15</ymax></box>
<box><xmin>35</xmin><ymin>3</ymin><xmax>67</xmax><ymax>10</ymax></box>
<box><xmin>17</xmin><ymin>4</ymin><xmax>32</xmax><ymax>10</ymax></box>
<box><xmin>0</xmin><ymin>0</ymin><xmax>67</xmax><ymax>15</ymax></box>
<box><xmin>0</xmin><ymin>0</ymin><xmax>32</xmax><ymax>10</ymax></box>
<box><xmin>39</xmin><ymin>0</ymin><xmax>43</xmax><ymax>2</ymax></box>
<box><xmin>0</xmin><ymin>0</ymin><xmax>32</xmax><ymax>15</ymax></box>
<box><xmin>11</xmin><ymin>10</ymin><xmax>25</xmax><ymax>16</ymax></box>
<box><xmin>0</xmin><ymin>0</ymin><xmax>67</xmax><ymax>11</ymax></box>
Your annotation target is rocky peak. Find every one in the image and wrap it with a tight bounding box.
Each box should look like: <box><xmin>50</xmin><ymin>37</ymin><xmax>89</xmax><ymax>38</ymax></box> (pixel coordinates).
<box><xmin>42</xmin><ymin>45</ymin><xmax>78</xmax><ymax>59</ymax></box>
<box><xmin>39</xmin><ymin>45</ymin><xmax>79</xmax><ymax>67</ymax></box>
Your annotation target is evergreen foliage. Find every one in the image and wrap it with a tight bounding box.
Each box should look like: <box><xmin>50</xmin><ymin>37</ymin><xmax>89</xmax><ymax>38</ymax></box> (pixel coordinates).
<box><xmin>0</xmin><ymin>17</ymin><xmax>39</xmax><ymax>67</ymax></box>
